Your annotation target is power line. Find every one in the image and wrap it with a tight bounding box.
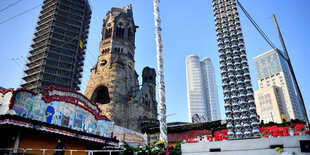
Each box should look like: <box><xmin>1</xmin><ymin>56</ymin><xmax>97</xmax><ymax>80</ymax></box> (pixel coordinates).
<box><xmin>12</xmin><ymin>58</ymin><xmax>23</xmax><ymax>70</ymax></box>
<box><xmin>237</xmin><ymin>1</ymin><xmax>288</xmax><ymax>61</ymax></box>
<box><xmin>0</xmin><ymin>3</ymin><xmax>42</xmax><ymax>25</ymax></box>
<box><xmin>237</xmin><ymin>1</ymin><xmax>276</xmax><ymax>49</ymax></box>
<box><xmin>0</xmin><ymin>0</ymin><xmax>23</xmax><ymax>13</ymax></box>
<box><xmin>85</xmin><ymin>48</ymin><xmax>97</xmax><ymax>62</ymax></box>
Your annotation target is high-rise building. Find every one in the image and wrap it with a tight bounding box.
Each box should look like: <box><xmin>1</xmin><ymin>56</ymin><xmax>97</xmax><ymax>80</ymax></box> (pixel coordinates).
<box><xmin>202</xmin><ymin>57</ymin><xmax>221</xmax><ymax>121</ymax></box>
<box><xmin>21</xmin><ymin>0</ymin><xmax>91</xmax><ymax>93</ymax></box>
<box><xmin>253</xmin><ymin>49</ymin><xmax>304</xmax><ymax>123</ymax></box>
<box><xmin>212</xmin><ymin>0</ymin><xmax>259</xmax><ymax>139</ymax></box>
<box><xmin>186</xmin><ymin>55</ymin><xmax>220</xmax><ymax>123</ymax></box>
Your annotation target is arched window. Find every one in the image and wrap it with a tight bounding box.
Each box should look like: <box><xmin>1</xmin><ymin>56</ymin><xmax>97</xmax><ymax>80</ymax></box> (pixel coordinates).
<box><xmin>116</xmin><ymin>26</ymin><xmax>124</xmax><ymax>38</ymax></box>
<box><xmin>105</xmin><ymin>28</ymin><xmax>112</xmax><ymax>39</ymax></box>
<box><xmin>128</xmin><ymin>28</ymin><xmax>132</xmax><ymax>40</ymax></box>
<box><xmin>90</xmin><ymin>85</ymin><xmax>111</xmax><ymax>104</ymax></box>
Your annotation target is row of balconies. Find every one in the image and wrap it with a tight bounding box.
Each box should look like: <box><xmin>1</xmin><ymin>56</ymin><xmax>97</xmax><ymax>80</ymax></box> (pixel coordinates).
<box><xmin>36</xmin><ymin>20</ymin><xmax>53</xmax><ymax>33</ymax></box>
<box><xmin>21</xmin><ymin>80</ymin><xmax>41</xmax><ymax>90</ymax></box>
<box><xmin>213</xmin><ymin>2</ymin><xmax>260</xmax><ymax>138</ymax></box>
<box><xmin>39</xmin><ymin>9</ymin><xmax>55</xmax><ymax>21</ymax></box>
<box><xmin>42</xmin><ymin>0</ymin><xmax>57</xmax><ymax>9</ymax></box>
<box><xmin>33</xmin><ymin>31</ymin><xmax>50</xmax><ymax>43</ymax></box>
<box><xmin>24</xmin><ymin>63</ymin><xmax>42</xmax><ymax>74</ymax></box>
<box><xmin>225</xmin><ymin>107</ymin><xmax>257</xmax><ymax>118</ymax></box>
<box><xmin>41</xmin><ymin>4</ymin><xmax>57</xmax><ymax>16</ymax></box>
<box><xmin>220</xmin><ymin>64</ymin><xmax>250</xmax><ymax>73</ymax></box>
<box><xmin>31</xmin><ymin>40</ymin><xmax>49</xmax><ymax>50</ymax></box>
<box><xmin>223</xmin><ymin>92</ymin><xmax>254</xmax><ymax>103</ymax></box>
<box><xmin>221</xmin><ymin>78</ymin><xmax>252</xmax><ymax>88</ymax></box>
<box><xmin>213</xmin><ymin>4</ymin><xmax>237</xmax><ymax>13</ymax></box>
<box><xmin>26</xmin><ymin>57</ymin><xmax>46</xmax><ymax>67</ymax></box>
<box><xmin>214</xmin><ymin>9</ymin><xmax>239</xmax><ymax>17</ymax></box>
<box><xmin>27</xmin><ymin>53</ymin><xmax>45</xmax><ymax>63</ymax></box>
<box><xmin>219</xmin><ymin>61</ymin><xmax>249</xmax><ymax>70</ymax></box>
<box><xmin>223</xmin><ymin>84</ymin><xmax>253</xmax><ymax>93</ymax></box>
<box><xmin>217</xmin><ymin>44</ymin><xmax>245</xmax><ymax>53</ymax></box>
<box><xmin>34</xmin><ymin>28</ymin><xmax>51</xmax><ymax>39</ymax></box>
<box><xmin>212</xmin><ymin>0</ymin><xmax>236</xmax><ymax>6</ymax></box>
<box><xmin>22</xmin><ymin>71</ymin><xmax>41</xmax><ymax>82</ymax></box>
<box><xmin>32</xmin><ymin>37</ymin><xmax>49</xmax><ymax>47</ymax></box>
<box><xmin>37</xmin><ymin>15</ymin><xmax>54</xmax><ymax>27</ymax></box>
<box><xmin>224</xmin><ymin>104</ymin><xmax>255</xmax><ymax>116</ymax></box>
<box><xmin>28</xmin><ymin>48</ymin><xmax>46</xmax><ymax>58</ymax></box>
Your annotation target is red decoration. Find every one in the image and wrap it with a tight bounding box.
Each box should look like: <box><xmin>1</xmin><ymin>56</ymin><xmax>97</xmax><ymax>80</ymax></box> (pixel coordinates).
<box><xmin>0</xmin><ymin>88</ymin><xmax>14</xmax><ymax>95</ymax></box>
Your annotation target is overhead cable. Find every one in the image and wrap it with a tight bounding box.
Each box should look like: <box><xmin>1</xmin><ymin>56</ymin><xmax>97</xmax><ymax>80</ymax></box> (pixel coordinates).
<box><xmin>0</xmin><ymin>0</ymin><xmax>23</xmax><ymax>13</ymax></box>
<box><xmin>237</xmin><ymin>0</ymin><xmax>289</xmax><ymax>60</ymax></box>
<box><xmin>0</xmin><ymin>3</ymin><xmax>42</xmax><ymax>25</ymax></box>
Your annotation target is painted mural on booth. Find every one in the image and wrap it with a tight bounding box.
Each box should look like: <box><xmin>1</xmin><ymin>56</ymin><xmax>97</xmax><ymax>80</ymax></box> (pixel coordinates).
<box><xmin>10</xmin><ymin>90</ymin><xmax>114</xmax><ymax>138</ymax></box>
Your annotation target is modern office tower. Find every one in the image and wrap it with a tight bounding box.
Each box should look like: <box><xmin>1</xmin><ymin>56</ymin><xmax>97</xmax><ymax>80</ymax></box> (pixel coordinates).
<box><xmin>254</xmin><ymin>86</ymin><xmax>284</xmax><ymax>123</ymax></box>
<box><xmin>212</xmin><ymin>0</ymin><xmax>259</xmax><ymax>139</ymax></box>
<box><xmin>202</xmin><ymin>57</ymin><xmax>221</xmax><ymax>121</ymax></box>
<box><xmin>186</xmin><ymin>55</ymin><xmax>220</xmax><ymax>123</ymax></box>
<box><xmin>254</xmin><ymin>49</ymin><xmax>303</xmax><ymax>123</ymax></box>
<box><xmin>21</xmin><ymin>0</ymin><xmax>91</xmax><ymax>93</ymax></box>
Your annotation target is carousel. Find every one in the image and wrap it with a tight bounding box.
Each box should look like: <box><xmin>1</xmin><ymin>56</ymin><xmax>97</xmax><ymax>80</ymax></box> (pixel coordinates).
<box><xmin>0</xmin><ymin>85</ymin><xmax>118</xmax><ymax>154</ymax></box>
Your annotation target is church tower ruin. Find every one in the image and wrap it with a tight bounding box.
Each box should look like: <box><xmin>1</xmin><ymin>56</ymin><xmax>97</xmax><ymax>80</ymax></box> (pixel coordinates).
<box><xmin>85</xmin><ymin>5</ymin><xmax>158</xmax><ymax>132</ymax></box>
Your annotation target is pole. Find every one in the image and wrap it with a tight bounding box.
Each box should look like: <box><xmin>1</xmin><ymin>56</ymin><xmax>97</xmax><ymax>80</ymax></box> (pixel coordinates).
<box><xmin>13</xmin><ymin>129</ymin><xmax>22</xmax><ymax>153</ymax></box>
<box><xmin>272</xmin><ymin>14</ymin><xmax>309</xmax><ymax>127</ymax></box>
<box><xmin>153</xmin><ymin>0</ymin><xmax>167</xmax><ymax>145</ymax></box>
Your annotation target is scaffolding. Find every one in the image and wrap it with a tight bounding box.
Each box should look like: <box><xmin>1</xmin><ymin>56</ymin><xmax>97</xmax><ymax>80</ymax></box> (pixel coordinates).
<box><xmin>21</xmin><ymin>0</ymin><xmax>91</xmax><ymax>93</ymax></box>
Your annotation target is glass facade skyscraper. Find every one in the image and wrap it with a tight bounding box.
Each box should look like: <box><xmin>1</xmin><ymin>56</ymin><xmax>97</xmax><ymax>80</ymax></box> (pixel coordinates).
<box><xmin>21</xmin><ymin>0</ymin><xmax>91</xmax><ymax>93</ymax></box>
<box><xmin>254</xmin><ymin>49</ymin><xmax>304</xmax><ymax>122</ymax></box>
<box><xmin>186</xmin><ymin>55</ymin><xmax>220</xmax><ymax>123</ymax></box>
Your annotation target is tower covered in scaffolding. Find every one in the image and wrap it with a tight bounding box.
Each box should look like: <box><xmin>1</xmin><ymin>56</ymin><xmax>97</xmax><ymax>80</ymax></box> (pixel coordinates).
<box><xmin>212</xmin><ymin>0</ymin><xmax>259</xmax><ymax>139</ymax></box>
<box><xmin>21</xmin><ymin>0</ymin><xmax>91</xmax><ymax>93</ymax></box>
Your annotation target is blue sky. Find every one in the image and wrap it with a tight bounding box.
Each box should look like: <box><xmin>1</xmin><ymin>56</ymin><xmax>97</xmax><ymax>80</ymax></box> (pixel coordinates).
<box><xmin>0</xmin><ymin>0</ymin><xmax>309</xmax><ymax>123</ymax></box>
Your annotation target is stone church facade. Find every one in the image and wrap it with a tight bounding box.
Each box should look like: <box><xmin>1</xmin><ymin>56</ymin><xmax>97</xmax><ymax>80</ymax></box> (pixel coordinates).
<box><xmin>84</xmin><ymin>5</ymin><xmax>158</xmax><ymax>132</ymax></box>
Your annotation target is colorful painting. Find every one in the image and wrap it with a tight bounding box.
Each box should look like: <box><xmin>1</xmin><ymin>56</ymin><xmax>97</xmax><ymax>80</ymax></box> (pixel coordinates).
<box><xmin>2</xmin><ymin>87</ymin><xmax>114</xmax><ymax>138</ymax></box>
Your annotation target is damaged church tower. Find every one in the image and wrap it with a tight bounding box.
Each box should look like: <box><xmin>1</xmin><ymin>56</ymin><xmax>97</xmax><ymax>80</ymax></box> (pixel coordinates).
<box><xmin>84</xmin><ymin>5</ymin><xmax>158</xmax><ymax>132</ymax></box>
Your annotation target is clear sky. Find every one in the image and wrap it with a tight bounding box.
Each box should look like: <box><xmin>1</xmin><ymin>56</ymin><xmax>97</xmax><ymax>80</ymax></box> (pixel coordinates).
<box><xmin>0</xmin><ymin>0</ymin><xmax>309</xmax><ymax>123</ymax></box>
